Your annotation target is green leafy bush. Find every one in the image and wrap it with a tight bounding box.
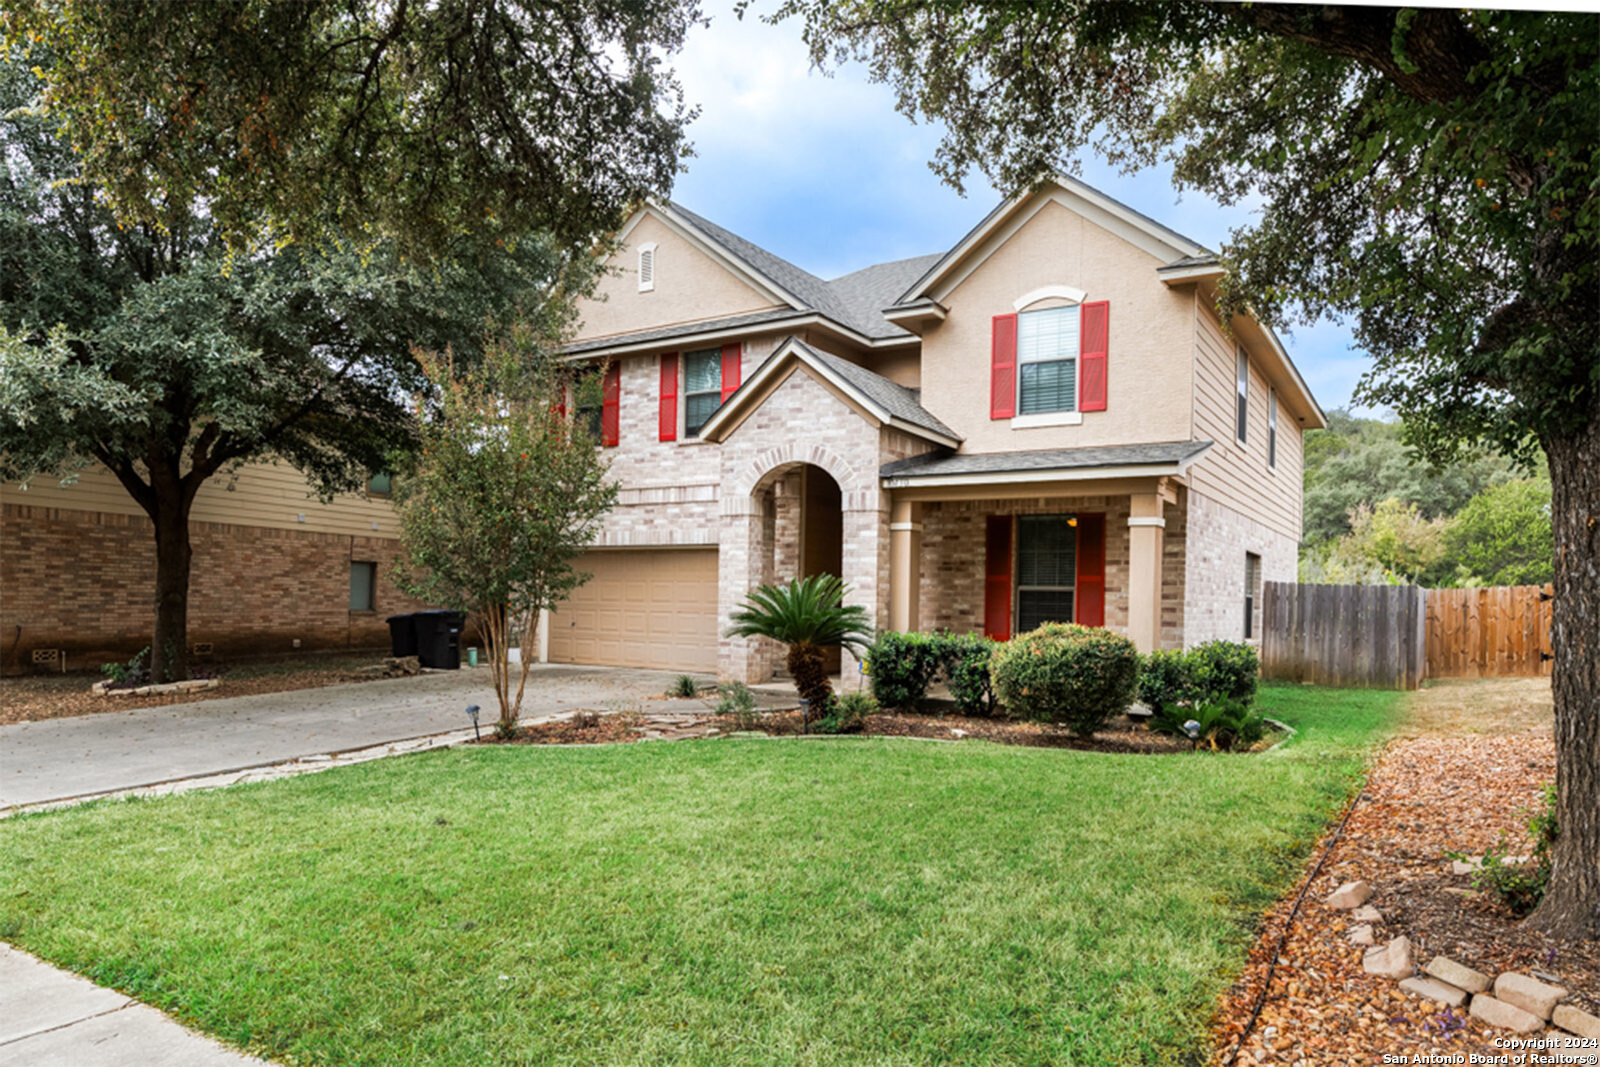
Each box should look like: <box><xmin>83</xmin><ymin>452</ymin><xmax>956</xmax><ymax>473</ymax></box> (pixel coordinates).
<box><xmin>990</xmin><ymin>622</ymin><xmax>1139</xmax><ymax>737</ymax></box>
<box><xmin>101</xmin><ymin>646</ymin><xmax>150</xmax><ymax>689</ymax></box>
<box><xmin>1459</xmin><ymin>782</ymin><xmax>1558</xmax><ymax>916</ymax></box>
<box><xmin>814</xmin><ymin>690</ymin><xmax>876</xmax><ymax>734</ymax></box>
<box><xmin>1137</xmin><ymin>649</ymin><xmax>1193</xmax><ymax>717</ymax></box>
<box><xmin>1152</xmin><ymin>699</ymin><xmax>1266</xmax><ymax>751</ymax></box>
<box><xmin>945</xmin><ymin>633</ymin><xmax>999</xmax><ymax>717</ymax></box>
<box><xmin>715</xmin><ymin>682</ymin><xmax>760</xmax><ymax>730</ymax></box>
<box><xmin>867</xmin><ymin>631</ymin><xmax>949</xmax><ymax>709</ymax></box>
<box><xmin>1188</xmin><ymin>641</ymin><xmax>1260</xmax><ymax>705</ymax></box>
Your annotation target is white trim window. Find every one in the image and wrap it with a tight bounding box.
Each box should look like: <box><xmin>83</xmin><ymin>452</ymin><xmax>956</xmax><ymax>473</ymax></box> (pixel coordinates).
<box><xmin>637</xmin><ymin>242</ymin><xmax>658</xmax><ymax>292</ymax></box>
<box><xmin>1268</xmin><ymin>389</ymin><xmax>1278</xmax><ymax>469</ymax></box>
<box><xmin>1235</xmin><ymin>347</ymin><xmax>1249</xmax><ymax>444</ymax></box>
<box><xmin>683</xmin><ymin>347</ymin><xmax>721</xmax><ymax>436</ymax></box>
<box><xmin>1017</xmin><ymin>305</ymin><xmax>1080</xmax><ymax>416</ymax></box>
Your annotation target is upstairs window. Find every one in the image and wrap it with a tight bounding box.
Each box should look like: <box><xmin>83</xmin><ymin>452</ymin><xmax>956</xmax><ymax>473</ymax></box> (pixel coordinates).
<box><xmin>683</xmin><ymin>348</ymin><xmax>721</xmax><ymax>436</ymax></box>
<box><xmin>1017</xmin><ymin>305</ymin><xmax>1079</xmax><ymax>416</ymax></box>
<box><xmin>1015</xmin><ymin>515</ymin><xmax>1077</xmax><ymax>633</ymax></box>
<box><xmin>637</xmin><ymin>242</ymin><xmax>657</xmax><ymax>292</ymax></box>
<box><xmin>1268</xmin><ymin>389</ymin><xmax>1278</xmax><ymax>468</ymax></box>
<box><xmin>1235</xmin><ymin>348</ymin><xmax>1250</xmax><ymax>444</ymax></box>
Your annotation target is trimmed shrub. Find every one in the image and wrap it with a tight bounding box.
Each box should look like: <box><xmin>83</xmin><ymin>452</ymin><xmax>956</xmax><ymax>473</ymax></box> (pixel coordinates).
<box><xmin>1189</xmin><ymin>641</ymin><xmax>1259</xmax><ymax>705</ymax></box>
<box><xmin>867</xmin><ymin>631</ymin><xmax>949</xmax><ymax>710</ymax></box>
<box><xmin>1137</xmin><ymin>649</ymin><xmax>1193</xmax><ymax>717</ymax></box>
<box><xmin>990</xmin><ymin>622</ymin><xmax>1139</xmax><ymax>737</ymax></box>
<box><xmin>946</xmin><ymin>633</ymin><xmax>1000</xmax><ymax>717</ymax></box>
<box><xmin>814</xmin><ymin>690</ymin><xmax>876</xmax><ymax>734</ymax></box>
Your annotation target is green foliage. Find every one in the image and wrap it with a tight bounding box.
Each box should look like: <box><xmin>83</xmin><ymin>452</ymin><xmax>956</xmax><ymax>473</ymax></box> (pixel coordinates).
<box><xmin>945</xmin><ymin>633</ymin><xmax>1000</xmax><ymax>718</ymax></box>
<box><xmin>1187</xmin><ymin>641</ymin><xmax>1260</xmax><ymax>706</ymax></box>
<box><xmin>1137</xmin><ymin>650</ymin><xmax>1193</xmax><ymax>718</ymax></box>
<box><xmin>813</xmin><ymin>691</ymin><xmax>877</xmax><ymax>734</ymax></box>
<box><xmin>2</xmin><ymin>0</ymin><xmax>698</xmax><ymax>257</ymax></box>
<box><xmin>725</xmin><ymin>575</ymin><xmax>874</xmax><ymax>711</ymax></box>
<box><xmin>1151</xmin><ymin>699</ymin><xmax>1267</xmax><ymax>752</ymax></box>
<box><xmin>866</xmin><ymin>631</ymin><xmax>999</xmax><ymax>716</ymax></box>
<box><xmin>866</xmin><ymin>631</ymin><xmax>948</xmax><ymax>709</ymax></box>
<box><xmin>392</xmin><ymin>342</ymin><xmax>616</xmax><ymax>731</ymax></box>
<box><xmin>99</xmin><ymin>647</ymin><xmax>149</xmax><ymax>689</ymax></box>
<box><xmin>989</xmin><ymin>622</ymin><xmax>1139</xmax><ymax>737</ymax></box>
<box><xmin>0</xmin><ymin>53</ymin><xmax>574</xmax><ymax>682</ymax></box>
<box><xmin>1445</xmin><ymin>479</ymin><xmax>1554</xmax><ymax>587</ymax></box>
<box><xmin>714</xmin><ymin>682</ymin><xmax>760</xmax><ymax>730</ymax></box>
<box><xmin>1458</xmin><ymin>782</ymin><xmax>1558</xmax><ymax>917</ymax></box>
<box><xmin>667</xmin><ymin>675</ymin><xmax>700</xmax><ymax>699</ymax></box>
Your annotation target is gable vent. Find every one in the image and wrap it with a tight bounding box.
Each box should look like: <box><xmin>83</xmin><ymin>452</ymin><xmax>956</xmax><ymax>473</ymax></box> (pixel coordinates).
<box><xmin>638</xmin><ymin>242</ymin><xmax>657</xmax><ymax>292</ymax></box>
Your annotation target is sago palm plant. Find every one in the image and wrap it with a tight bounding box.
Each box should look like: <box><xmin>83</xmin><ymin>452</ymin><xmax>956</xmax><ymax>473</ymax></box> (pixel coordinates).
<box><xmin>725</xmin><ymin>573</ymin><xmax>873</xmax><ymax>714</ymax></box>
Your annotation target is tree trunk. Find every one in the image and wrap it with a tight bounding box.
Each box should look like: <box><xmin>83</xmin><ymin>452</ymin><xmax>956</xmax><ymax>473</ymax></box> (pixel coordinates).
<box><xmin>149</xmin><ymin>483</ymin><xmax>194</xmax><ymax>684</ymax></box>
<box><xmin>1528</xmin><ymin>403</ymin><xmax>1600</xmax><ymax>941</ymax></box>
<box><xmin>787</xmin><ymin>642</ymin><xmax>832</xmax><ymax>716</ymax></box>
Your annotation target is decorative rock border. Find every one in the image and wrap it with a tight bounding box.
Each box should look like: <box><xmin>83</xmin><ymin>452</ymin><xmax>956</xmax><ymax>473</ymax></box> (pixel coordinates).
<box><xmin>1325</xmin><ymin>879</ymin><xmax>1599</xmax><ymax>1043</ymax></box>
<box><xmin>91</xmin><ymin>678</ymin><xmax>220</xmax><ymax>698</ymax></box>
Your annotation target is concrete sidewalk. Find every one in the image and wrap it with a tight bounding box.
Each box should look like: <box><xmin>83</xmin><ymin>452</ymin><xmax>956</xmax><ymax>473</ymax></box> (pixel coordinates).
<box><xmin>0</xmin><ymin>943</ymin><xmax>270</xmax><ymax>1066</ymax></box>
<box><xmin>1</xmin><ymin>663</ymin><xmax>708</xmax><ymax>810</ymax></box>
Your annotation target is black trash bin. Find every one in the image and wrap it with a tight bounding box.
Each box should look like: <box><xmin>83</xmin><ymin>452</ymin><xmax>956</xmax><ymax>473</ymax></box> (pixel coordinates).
<box><xmin>386</xmin><ymin>614</ymin><xmax>419</xmax><ymax>658</ymax></box>
<box><xmin>414</xmin><ymin>610</ymin><xmax>465</xmax><ymax>670</ymax></box>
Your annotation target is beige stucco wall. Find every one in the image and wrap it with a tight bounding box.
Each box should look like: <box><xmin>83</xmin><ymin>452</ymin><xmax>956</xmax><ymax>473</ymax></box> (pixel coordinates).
<box><xmin>1186</xmin><ymin>302</ymin><xmax>1306</xmax><ymax>543</ymax></box>
<box><xmin>1</xmin><ymin>460</ymin><xmax>400</xmax><ymax>539</ymax></box>
<box><xmin>573</xmin><ymin>211</ymin><xmax>786</xmax><ymax>342</ymax></box>
<box><xmin>916</xmin><ymin>197</ymin><xmax>1195</xmax><ymax>453</ymax></box>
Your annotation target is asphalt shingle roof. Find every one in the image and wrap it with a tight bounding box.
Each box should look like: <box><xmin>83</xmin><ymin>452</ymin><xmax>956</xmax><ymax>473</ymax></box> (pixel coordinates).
<box><xmin>564</xmin><ymin>308</ymin><xmax>807</xmax><ymax>356</ymax></box>
<box><xmin>786</xmin><ymin>340</ymin><xmax>959</xmax><ymax>442</ymax></box>
<box><xmin>879</xmin><ymin>440</ymin><xmax>1213</xmax><ymax>479</ymax></box>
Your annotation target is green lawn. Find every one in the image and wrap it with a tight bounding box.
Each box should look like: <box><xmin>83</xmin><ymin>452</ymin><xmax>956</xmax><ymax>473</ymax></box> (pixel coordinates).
<box><xmin>0</xmin><ymin>685</ymin><xmax>1400</xmax><ymax>1066</ymax></box>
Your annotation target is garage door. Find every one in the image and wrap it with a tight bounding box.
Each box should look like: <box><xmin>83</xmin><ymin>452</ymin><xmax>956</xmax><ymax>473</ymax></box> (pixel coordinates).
<box><xmin>547</xmin><ymin>549</ymin><xmax>719</xmax><ymax>672</ymax></box>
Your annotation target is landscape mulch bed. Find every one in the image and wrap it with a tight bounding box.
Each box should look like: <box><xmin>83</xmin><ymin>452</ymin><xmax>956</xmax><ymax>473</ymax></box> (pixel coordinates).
<box><xmin>0</xmin><ymin>654</ymin><xmax>393</xmax><ymax>725</ymax></box>
<box><xmin>1211</xmin><ymin>729</ymin><xmax>1597</xmax><ymax>1065</ymax></box>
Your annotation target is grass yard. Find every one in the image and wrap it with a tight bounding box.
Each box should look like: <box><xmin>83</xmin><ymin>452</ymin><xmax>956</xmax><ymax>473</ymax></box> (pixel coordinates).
<box><xmin>0</xmin><ymin>684</ymin><xmax>1400</xmax><ymax>1065</ymax></box>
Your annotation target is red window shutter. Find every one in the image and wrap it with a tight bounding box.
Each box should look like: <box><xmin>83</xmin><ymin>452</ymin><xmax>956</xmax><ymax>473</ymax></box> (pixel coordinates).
<box><xmin>990</xmin><ymin>314</ymin><xmax>1017</xmax><ymax>419</ymax></box>
<box><xmin>984</xmin><ymin>515</ymin><xmax>1013</xmax><ymax>641</ymax></box>
<box><xmin>1075</xmin><ymin>513</ymin><xmax>1106</xmax><ymax>628</ymax></box>
<box><xmin>720</xmin><ymin>342</ymin><xmax>742</xmax><ymax>402</ymax></box>
<box><xmin>658</xmin><ymin>353</ymin><xmax>677</xmax><ymax>442</ymax></box>
<box><xmin>600</xmin><ymin>362</ymin><xmax>621</xmax><ymax>447</ymax></box>
<box><xmin>1079</xmin><ymin>301</ymin><xmax>1109</xmax><ymax>412</ymax></box>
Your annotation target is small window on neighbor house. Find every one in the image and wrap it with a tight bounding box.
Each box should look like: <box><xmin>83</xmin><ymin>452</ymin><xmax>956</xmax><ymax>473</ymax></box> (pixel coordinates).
<box><xmin>350</xmin><ymin>561</ymin><xmax>377</xmax><ymax>612</ymax></box>
<box><xmin>638</xmin><ymin>243</ymin><xmax>657</xmax><ymax>292</ymax></box>
<box><xmin>1236</xmin><ymin>348</ymin><xmax>1249</xmax><ymax>444</ymax></box>
<box><xmin>1017</xmin><ymin>305</ymin><xmax>1080</xmax><ymax>415</ymax></box>
<box><xmin>1244</xmin><ymin>552</ymin><xmax>1261</xmax><ymax>640</ymax></box>
<box><xmin>683</xmin><ymin>347</ymin><xmax>721</xmax><ymax>436</ymax></box>
<box><xmin>1268</xmin><ymin>389</ymin><xmax>1278</xmax><ymax>469</ymax></box>
<box><xmin>367</xmin><ymin>472</ymin><xmax>392</xmax><ymax>497</ymax></box>
<box><xmin>1016</xmin><ymin>515</ymin><xmax>1077</xmax><ymax>633</ymax></box>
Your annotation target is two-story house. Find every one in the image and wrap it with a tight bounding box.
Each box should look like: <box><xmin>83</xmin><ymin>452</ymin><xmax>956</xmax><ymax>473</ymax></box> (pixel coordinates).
<box><xmin>543</xmin><ymin>176</ymin><xmax>1325</xmax><ymax>685</ymax></box>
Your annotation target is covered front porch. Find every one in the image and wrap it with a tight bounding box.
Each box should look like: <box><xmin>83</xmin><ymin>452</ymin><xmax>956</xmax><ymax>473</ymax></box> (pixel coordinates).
<box><xmin>882</xmin><ymin>442</ymin><xmax>1212</xmax><ymax>653</ymax></box>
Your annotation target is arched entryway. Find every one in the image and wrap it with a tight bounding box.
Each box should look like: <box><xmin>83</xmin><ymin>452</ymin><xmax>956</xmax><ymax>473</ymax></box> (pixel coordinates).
<box><xmin>747</xmin><ymin>461</ymin><xmax>845</xmax><ymax>681</ymax></box>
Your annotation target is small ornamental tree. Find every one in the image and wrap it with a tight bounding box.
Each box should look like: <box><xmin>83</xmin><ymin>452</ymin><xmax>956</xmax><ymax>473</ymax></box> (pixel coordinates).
<box><xmin>393</xmin><ymin>333</ymin><xmax>616</xmax><ymax>735</ymax></box>
<box><xmin>725</xmin><ymin>574</ymin><xmax>874</xmax><ymax>714</ymax></box>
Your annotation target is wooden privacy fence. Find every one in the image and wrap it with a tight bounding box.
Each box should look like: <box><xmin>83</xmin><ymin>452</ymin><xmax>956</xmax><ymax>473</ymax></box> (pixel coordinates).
<box><xmin>1261</xmin><ymin>581</ymin><xmax>1555</xmax><ymax>689</ymax></box>
<box><xmin>1425</xmin><ymin>584</ymin><xmax>1554</xmax><ymax>679</ymax></box>
<box><xmin>1261</xmin><ymin>582</ymin><xmax>1427</xmax><ymax>689</ymax></box>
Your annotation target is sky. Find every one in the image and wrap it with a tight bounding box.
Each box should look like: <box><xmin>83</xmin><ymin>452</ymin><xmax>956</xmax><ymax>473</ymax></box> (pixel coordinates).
<box><xmin>665</xmin><ymin>0</ymin><xmax>1374</xmax><ymax>415</ymax></box>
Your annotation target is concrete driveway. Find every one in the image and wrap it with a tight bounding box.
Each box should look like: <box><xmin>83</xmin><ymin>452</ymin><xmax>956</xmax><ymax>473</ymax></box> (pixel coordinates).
<box><xmin>0</xmin><ymin>664</ymin><xmax>709</xmax><ymax>810</ymax></box>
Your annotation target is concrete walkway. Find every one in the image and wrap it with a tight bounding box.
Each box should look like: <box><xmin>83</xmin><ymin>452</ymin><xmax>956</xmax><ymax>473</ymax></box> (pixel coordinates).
<box><xmin>0</xmin><ymin>943</ymin><xmax>269</xmax><ymax>1066</ymax></box>
<box><xmin>1</xmin><ymin>663</ymin><xmax>710</xmax><ymax>810</ymax></box>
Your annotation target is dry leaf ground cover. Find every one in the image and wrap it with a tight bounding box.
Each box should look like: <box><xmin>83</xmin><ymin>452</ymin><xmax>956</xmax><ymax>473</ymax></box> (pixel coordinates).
<box><xmin>1211</xmin><ymin>676</ymin><xmax>1597</xmax><ymax>1065</ymax></box>
<box><xmin>0</xmin><ymin>651</ymin><xmax>395</xmax><ymax>725</ymax></box>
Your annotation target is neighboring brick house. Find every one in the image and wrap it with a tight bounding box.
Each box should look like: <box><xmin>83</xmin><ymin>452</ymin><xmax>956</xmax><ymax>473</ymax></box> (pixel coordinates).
<box><xmin>0</xmin><ymin>463</ymin><xmax>425</xmax><ymax>674</ymax></box>
<box><xmin>547</xmin><ymin>175</ymin><xmax>1325</xmax><ymax>684</ymax></box>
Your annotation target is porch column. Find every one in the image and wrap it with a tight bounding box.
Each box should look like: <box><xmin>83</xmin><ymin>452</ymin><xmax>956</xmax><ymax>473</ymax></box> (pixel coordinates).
<box><xmin>1127</xmin><ymin>492</ymin><xmax>1165</xmax><ymax>653</ymax></box>
<box><xmin>839</xmin><ymin>492</ymin><xmax>888</xmax><ymax>694</ymax></box>
<box><xmin>888</xmin><ymin>497</ymin><xmax>922</xmax><ymax>633</ymax></box>
<box><xmin>718</xmin><ymin>492</ymin><xmax>769</xmax><ymax>683</ymax></box>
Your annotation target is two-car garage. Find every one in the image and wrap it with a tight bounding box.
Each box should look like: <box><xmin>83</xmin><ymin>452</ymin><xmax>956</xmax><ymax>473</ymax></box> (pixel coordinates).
<box><xmin>546</xmin><ymin>548</ymin><xmax>719</xmax><ymax>673</ymax></box>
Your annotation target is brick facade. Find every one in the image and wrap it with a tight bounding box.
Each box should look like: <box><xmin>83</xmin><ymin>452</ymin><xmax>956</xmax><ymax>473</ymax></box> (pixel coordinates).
<box><xmin>1182</xmin><ymin>488</ymin><xmax>1297</xmax><ymax>646</ymax></box>
<box><xmin>1</xmin><ymin>502</ymin><xmax>426</xmax><ymax>673</ymax></box>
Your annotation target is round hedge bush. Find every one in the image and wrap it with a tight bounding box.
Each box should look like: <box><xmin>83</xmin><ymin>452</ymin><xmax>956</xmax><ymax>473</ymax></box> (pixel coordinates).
<box><xmin>990</xmin><ymin>622</ymin><xmax>1140</xmax><ymax>737</ymax></box>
